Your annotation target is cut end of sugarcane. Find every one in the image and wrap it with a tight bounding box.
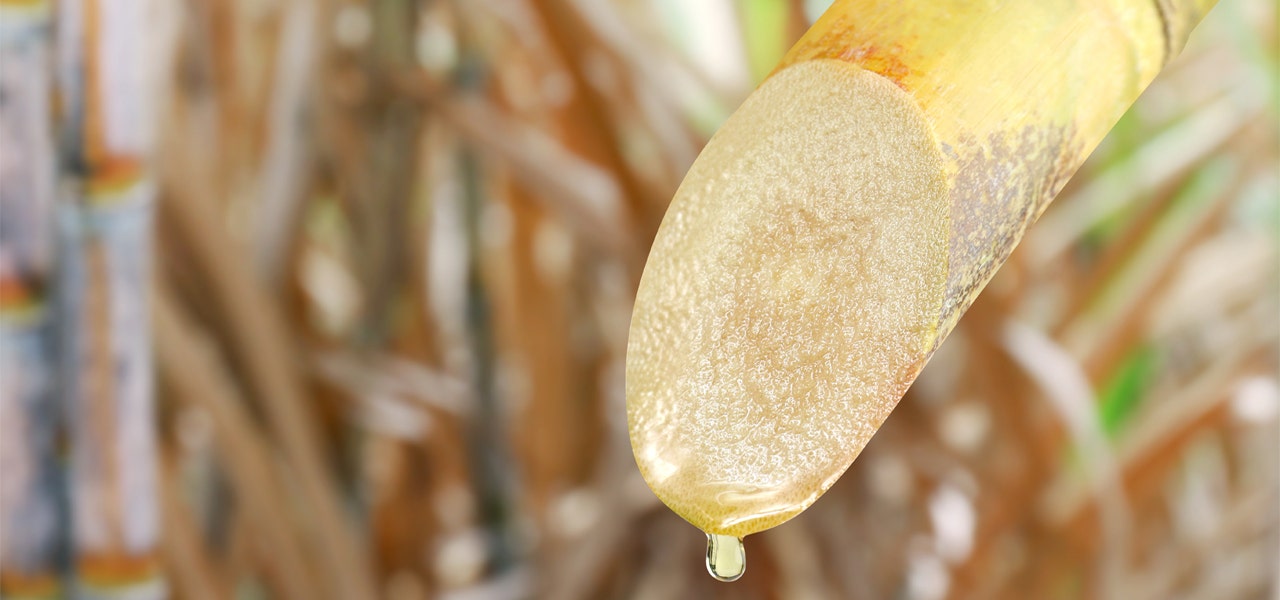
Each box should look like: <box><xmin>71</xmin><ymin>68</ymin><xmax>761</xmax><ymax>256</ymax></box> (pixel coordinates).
<box><xmin>626</xmin><ymin>59</ymin><xmax>950</xmax><ymax>540</ymax></box>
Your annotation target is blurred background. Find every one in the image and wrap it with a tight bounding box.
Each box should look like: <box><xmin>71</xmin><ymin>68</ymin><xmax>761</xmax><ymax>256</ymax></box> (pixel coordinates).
<box><xmin>0</xmin><ymin>0</ymin><xmax>1277</xmax><ymax>598</ymax></box>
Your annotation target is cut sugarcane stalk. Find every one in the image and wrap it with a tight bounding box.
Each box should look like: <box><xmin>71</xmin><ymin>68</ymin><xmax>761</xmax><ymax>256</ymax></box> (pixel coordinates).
<box><xmin>55</xmin><ymin>0</ymin><xmax>164</xmax><ymax>597</ymax></box>
<box><xmin>626</xmin><ymin>0</ymin><xmax>1219</xmax><ymax>558</ymax></box>
<box><xmin>0</xmin><ymin>2</ymin><xmax>64</xmax><ymax>597</ymax></box>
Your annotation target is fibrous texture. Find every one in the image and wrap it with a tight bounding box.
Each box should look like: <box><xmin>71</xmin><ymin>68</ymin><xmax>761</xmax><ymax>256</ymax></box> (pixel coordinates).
<box><xmin>627</xmin><ymin>59</ymin><xmax>949</xmax><ymax>537</ymax></box>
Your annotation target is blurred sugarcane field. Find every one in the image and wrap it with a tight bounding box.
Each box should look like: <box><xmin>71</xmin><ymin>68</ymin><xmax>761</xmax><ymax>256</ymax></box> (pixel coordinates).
<box><xmin>0</xmin><ymin>0</ymin><xmax>1277</xmax><ymax>599</ymax></box>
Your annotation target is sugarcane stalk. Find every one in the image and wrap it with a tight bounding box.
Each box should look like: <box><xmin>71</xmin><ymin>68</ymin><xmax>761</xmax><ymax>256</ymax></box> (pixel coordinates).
<box><xmin>778</xmin><ymin>0</ymin><xmax>1217</xmax><ymax>337</ymax></box>
<box><xmin>626</xmin><ymin>0</ymin><xmax>1220</xmax><ymax>557</ymax></box>
<box><xmin>0</xmin><ymin>1</ymin><xmax>64</xmax><ymax>597</ymax></box>
<box><xmin>55</xmin><ymin>0</ymin><xmax>163</xmax><ymax>596</ymax></box>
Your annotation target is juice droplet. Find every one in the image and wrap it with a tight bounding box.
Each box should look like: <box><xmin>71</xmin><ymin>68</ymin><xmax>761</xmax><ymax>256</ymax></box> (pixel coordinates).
<box><xmin>705</xmin><ymin>533</ymin><xmax>745</xmax><ymax>582</ymax></box>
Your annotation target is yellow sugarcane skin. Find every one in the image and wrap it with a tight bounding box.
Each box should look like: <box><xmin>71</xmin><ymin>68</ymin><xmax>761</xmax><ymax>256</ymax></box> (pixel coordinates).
<box><xmin>781</xmin><ymin>0</ymin><xmax>1213</xmax><ymax>336</ymax></box>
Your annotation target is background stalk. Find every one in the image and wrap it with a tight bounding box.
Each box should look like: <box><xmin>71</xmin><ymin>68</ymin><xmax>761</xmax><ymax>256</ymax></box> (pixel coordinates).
<box><xmin>55</xmin><ymin>0</ymin><xmax>163</xmax><ymax>596</ymax></box>
<box><xmin>0</xmin><ymin>3</ymin><xmax>63</xmax><ymax>596</ymax></box>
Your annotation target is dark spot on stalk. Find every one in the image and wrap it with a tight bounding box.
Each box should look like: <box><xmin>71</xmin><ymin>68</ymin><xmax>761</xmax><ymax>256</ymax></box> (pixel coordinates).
<box><xmin>940</xmin><ymin>125</ymin><xmax>1080</xmax><ymax>329</ymax></box>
